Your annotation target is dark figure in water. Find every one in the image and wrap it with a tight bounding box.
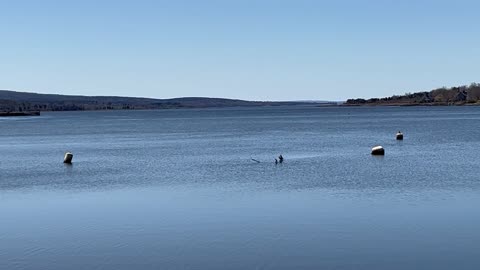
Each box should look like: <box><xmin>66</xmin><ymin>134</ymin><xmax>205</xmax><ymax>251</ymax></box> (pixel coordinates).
<box><xmin>278</xmin><ymin>155</ymin><xmax>284</xmax><ymax>163</ymax></box>
<box><xmin>275</xmin><ymin>158</ymin><xmax>278</xmax><ymax>165</ymax></box>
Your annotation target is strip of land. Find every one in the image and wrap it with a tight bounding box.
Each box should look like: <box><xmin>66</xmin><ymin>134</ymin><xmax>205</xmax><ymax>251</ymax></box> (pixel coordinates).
<box><xmin>0</xmin><ymin>111</ymin><xmax>40</xmax><ymax>117</ymax></box>
<box><xmin>345</xmin><ymin>83</ymin><xmax>480</xmax><ymax>106</ymax></box>
<box><xmin>2</xmin><ymin>82</ymin><xmax>478</xmax><ymax>115</ymax></box>
<box><xmin>0</xmin><ymin>90</ymin><xmax>335</xmax><ymax>115</ymax></box>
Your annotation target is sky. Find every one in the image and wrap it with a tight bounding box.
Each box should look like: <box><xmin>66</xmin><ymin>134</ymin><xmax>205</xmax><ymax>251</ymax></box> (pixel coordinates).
<box><xmin>0</xmin><ymin>0</ymin><xmax>479</xmax><ymax>101</ymax></box>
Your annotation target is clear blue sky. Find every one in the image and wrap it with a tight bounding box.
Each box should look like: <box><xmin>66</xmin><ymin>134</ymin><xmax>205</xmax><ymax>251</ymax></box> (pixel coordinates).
<box><xmin>0</xmin><ymin>0</ymin><xmax>478</xmax><ymax>101</ymax></box>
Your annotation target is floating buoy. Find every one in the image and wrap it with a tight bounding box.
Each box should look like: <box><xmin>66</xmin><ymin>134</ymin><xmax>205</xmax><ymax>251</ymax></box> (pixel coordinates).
<box><xmin>371</xmin><ymin>146</ymin><xmax>385</xmax><ymax>155</ymax></box>
<box><xmin>396</xmin><ymin>131</ymin><xmax>404</xmax><ymax>140</ymax></box>
<box><xmin>64</xmin><ymin>152</ymin><xmax>73</xmax><ymax>164</ymax></box>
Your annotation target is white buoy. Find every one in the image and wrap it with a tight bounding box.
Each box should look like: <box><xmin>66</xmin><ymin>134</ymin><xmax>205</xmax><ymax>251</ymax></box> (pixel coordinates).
<box><xmin>371</xmin><ymin>146</ymin><xmax>385</xmax><ymax>155</ymax></box>
<box><xmin>64</xmin><ymin>152</ymin><xmax>73</xmax><ymax>164</ymax></box>
<box><xmin>396</xmin><ymin>131</ymin><xmax>404</xmax><ymax>140</ymax></box>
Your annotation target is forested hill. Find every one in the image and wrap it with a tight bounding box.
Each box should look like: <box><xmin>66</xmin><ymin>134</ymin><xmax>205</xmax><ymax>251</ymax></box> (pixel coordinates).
<box><xmin>345</xmin><ymin>83</ymin><xmax>480</xmax><ymax>106</ymax></box>
<box><xmin>0</xmin><ymin>90</ymin><xmax>319</xmax><ymax>112</ymax></box>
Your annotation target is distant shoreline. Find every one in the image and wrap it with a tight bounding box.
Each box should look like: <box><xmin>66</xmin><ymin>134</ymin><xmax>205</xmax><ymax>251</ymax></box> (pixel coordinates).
<box><xmin>3</xmin><ymin>102</ymin><xmax>479</xmax><ymax>116</ymax></box>
<box><xmin>3</xmin><ymin>84</ymin><xmax>480</xmax><ymax>113</ymax></box>
<box><xmin>0</xmin><ymin>89</ymin><xmax>337</xmax><ymax>113</ymax></box>
<box><xmin>0</xmin><ymin>111</ymin><xmax>40</xmax><ymax>117</ymax></box>
<box><xmin>341</xmin><ymin>102</ymin><xmax>480</xmax><ymax>107</ymax></box>
<box><xmin>345</xmin><ymin>83</ymin><xmax>480</xmax><ymax>106</ymax></box>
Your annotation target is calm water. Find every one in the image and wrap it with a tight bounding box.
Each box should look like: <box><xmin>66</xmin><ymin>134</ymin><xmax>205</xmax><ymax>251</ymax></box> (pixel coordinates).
<box><xmin>1</xmin><ymin>106</ymin><xmax>480</xmax><ymax>269</ymax></box>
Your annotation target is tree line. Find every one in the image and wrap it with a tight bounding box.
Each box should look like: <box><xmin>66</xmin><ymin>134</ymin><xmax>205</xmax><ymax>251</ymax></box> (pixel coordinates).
<box><xmin>346</xmin><ymin>83</ymin><xmax>480</xmax><ymax>105</ymax></box>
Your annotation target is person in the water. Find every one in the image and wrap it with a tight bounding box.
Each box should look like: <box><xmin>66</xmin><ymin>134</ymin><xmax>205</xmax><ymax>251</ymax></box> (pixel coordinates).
<box><xmin>275</xmin><ymin>158</ymin><xmax>278</xmax><ymax>164</ymax></box>
<box><xmin>278</xmin><ymin>155</ymin><xmax>284</xmax><ymax>163</ymax></box>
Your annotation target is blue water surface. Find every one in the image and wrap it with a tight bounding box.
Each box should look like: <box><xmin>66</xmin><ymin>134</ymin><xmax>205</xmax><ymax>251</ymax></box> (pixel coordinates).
<box><xmin>1</xmin><ymin>106</ymin><xmax>480</xmax><ymax>269</ymax></box>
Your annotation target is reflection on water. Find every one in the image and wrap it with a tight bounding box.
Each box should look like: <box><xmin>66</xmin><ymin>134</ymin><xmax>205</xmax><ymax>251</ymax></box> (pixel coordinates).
<box><xmin>1</xmin><ymin>106</ymin><xmax>480</xmax><ymax>269</ymax></box>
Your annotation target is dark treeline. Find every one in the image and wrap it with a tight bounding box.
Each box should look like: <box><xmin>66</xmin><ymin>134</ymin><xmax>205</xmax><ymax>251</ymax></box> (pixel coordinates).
<box><xmin>346</xmin><ymin>83</ymin><xmax>480</xmax><ymax>106</ymax></box>
<box><xmin>0</xmin><ymin>90</ymin><xmax>312</xmax><ymax>112</ymax></box>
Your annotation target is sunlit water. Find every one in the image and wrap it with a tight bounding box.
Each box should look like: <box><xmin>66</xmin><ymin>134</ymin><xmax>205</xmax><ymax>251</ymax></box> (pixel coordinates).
<box><xmin>1</xmin><ymin>106</ymin><xmax>480</xmax><ymax>269</ymax></box>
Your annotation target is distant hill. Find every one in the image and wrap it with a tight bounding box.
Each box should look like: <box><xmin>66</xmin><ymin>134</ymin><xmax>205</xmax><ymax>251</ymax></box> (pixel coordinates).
<box><xmin>0</xmin><ymin>90</ymin><xmax>319</xmax><ymax>112</ymax></box>
<box><xmin>345</xmin><ymin>83</ymin><xmax>480</xmax><ymax>106</ymax></box>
